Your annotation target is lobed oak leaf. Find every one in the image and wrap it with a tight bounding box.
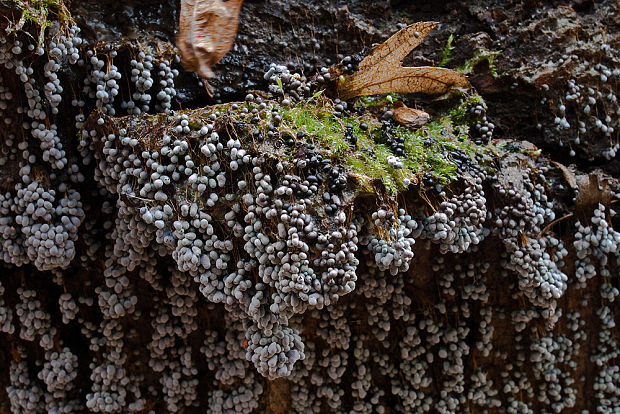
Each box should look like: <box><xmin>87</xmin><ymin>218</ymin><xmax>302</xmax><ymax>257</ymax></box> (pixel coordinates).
<box><xmin>333</xmin><ymin>21</ymin><xmax>471</xmax><ymax>100</ymax></box>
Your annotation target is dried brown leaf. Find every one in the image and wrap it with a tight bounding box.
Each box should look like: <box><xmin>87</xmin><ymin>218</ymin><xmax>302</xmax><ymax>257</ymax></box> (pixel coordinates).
<box><xmin>177</xmin><ymin>0</ymin><xmax>243</xmax><ymax>79</ymax></box>
<box><xmin>359</xmin><ymin>22</ymin><xmax>438</xmax><ymax>71</ymax></box>
<box><xmin>335</xmin><ymin>21</ymin><xmax>470</xmax><ymax>100</ymax></box>
<box><xmin>341</xmin><ymin>66</ymin><xmax>470</xmax><ymax>100</ymax></box>
<box><xmin>575</xmin><ymin>172</ymin><xmax>611</xmax><ymax>214</ymax></box>
<box><xmin>551</xmin><ymin>161</ymin><xmax>577</xmax><ymax>189</ymax></box>
<box><xmin>393</xmin><ymin>106</ymin><xmax>430</xmax><ymax>127</ymax></box>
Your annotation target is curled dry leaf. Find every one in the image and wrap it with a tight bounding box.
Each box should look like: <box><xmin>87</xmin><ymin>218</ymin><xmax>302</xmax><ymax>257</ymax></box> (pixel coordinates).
<box><xmin>551</xmin><ymin>161</ymin><xmax>577</xmax><ymax>189</ymax></box>
<box><xmin>393</xmin><ymin>106</ymin><xmax>430</xmax><ymax>127</ymax></box>
<box><xmin>177</xmin><ymin>0</ymin><xmax>244</xmax><ymax>79</ymax></box>
<box><xmin>575</xmin><ymin>172</ymin><xmax>611</xmax><ymax>215</ymax></box>
<box><xmin>551</xmin><ymin>163</ymin><xmax>612</xmax><ymax>214</ymax></box>
<box><xmin>333</xmin><ymin>22</ymin><xmax>471</xmax><ymax>100</ymax></box>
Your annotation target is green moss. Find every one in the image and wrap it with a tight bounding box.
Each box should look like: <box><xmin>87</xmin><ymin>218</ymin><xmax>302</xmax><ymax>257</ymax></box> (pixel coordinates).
<box><xmin>458</xmin><ymin>50</ymin><xmax>502</xmax><ymax>78</ymax></box>
<box><xmin>355</xmin><ymin>93</ymin><xmax>402</xmax><ymax>109</ymax></box>
<box><xmin>278</xmin><ymin>99</ymin><xmax>350</xmax><ymax>156</ymax></box>
<box><xmin>301</xmin><ymin>100</ymin><xmax>489</xmax><ymax>194</ymax></box>
<box><xmin>189</xmin><ymin>121</ymin><xmax>202</xmax><ymax>131</ymax></box>
<box><xmin>6</xmin><ymin>0</ymin><xmax>71</xmax><ymax>46</ymax></box>
<box><xmin>449</xmin><ymin>94</ymin><xmax>485</xmax><ymax>123</ymax></box>
<box><xmin>191</xmin><ymin>94</ymin><xmax>495</xmax><ymax>197</ymax></box>
<box><xmin>495</xmin><ymin>140</ymin><xmax>542</xmax><ymax>157</ymax></box>
<box><xmin>347</xmin><ymin>111</ymin><xmax>496</xmax><ymax>194</ymax></box>
<box><xmin>439</xmin><ymin>34</ymin><xmax>455</xmax><ymax>67</ymax></box>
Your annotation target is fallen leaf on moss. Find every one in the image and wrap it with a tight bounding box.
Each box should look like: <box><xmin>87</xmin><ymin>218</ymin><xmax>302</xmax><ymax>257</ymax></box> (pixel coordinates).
<box><xmin>177</xmin><ymin>0</ymin><xmax>243</xmax><ymax>79</ymax></box>
<box><xmin>333</xmin><ymin>22</ymin><xmax>470</xmax><ymax>100</ymax></box>
<box><xmin>393</xmin><ymin>106</ymin><xmax>430</xmax><ymax>127</ymax></box>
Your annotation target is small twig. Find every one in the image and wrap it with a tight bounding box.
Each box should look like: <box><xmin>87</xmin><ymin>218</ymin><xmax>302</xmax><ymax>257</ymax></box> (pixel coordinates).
<box><xmin>536</xmin><ymin>213</ymin><xmax>573</xmax><ymax>240</ymax></box>
<box><xmin>124</xmin><ymin>193</ymin><xmax>155</xmax><ymax>203</ymax></box>
<box><xmin>537</xmin><ymin>199</ymin><xmax>619</xmax><ymax>240</ymax></box>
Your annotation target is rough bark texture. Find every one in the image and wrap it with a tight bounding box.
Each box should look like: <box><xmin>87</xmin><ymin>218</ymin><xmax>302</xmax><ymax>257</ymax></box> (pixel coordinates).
<box><xmin>0</xmin><ymin>0</ymin><xmax>618</xmax><ymax>413</ymax></box>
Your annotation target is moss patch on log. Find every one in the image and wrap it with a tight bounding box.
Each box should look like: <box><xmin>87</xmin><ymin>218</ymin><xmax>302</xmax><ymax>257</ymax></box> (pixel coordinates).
<box><xmin>4</xmin><ymin>0</ymin><xmax>72</xmax><ymax>46</ymax></box>
<box><xmin>106</xmin><ymin>93</ymin><xmax>496</xmax><ymax>198</ymax></box>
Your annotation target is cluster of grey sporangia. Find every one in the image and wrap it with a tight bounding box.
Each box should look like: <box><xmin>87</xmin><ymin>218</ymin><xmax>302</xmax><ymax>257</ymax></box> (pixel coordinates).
<box><xmin>419</xmin><ymin>172</ymin><xmax>489</xmax><ymax>255</ymax></box>
<box><xmin>363</xmin><ymin>208</ymin><xmax>418</xmax><ymax>275</ymax></box>
<box><xmin>264</xmin><ymin>63</ymin><xmax>312</xmax><ymax>104</ymax></box>
<box><xmin>0</xmin><ymin>16</ymin><xmax>182</xmax><ymax>273</ymax></box>
<box><xmin>1</xmin><ymin>13</ymin><xmax>620</xmax><ymax>414</ymax></box>
<box><xmin>470</xmin><ymin>102</ymin><xmax>495</xmax><ymax>143</ymax></box>
<box><xmin>0</xmin><ymin>25</ymin><xmax>86</xmax><ymax>272</ymax></box>
<box><xmin>0</xmin><ymin>282</ymin><xmax>14</xmax><ymax>334</ymax></box>
<box><xmin>86</xmin><ymin>103</ymin><xmax>366</xmax><ymax>379</ymax></box>
<box><xmin>536</xmin><ymin>28</ymin><xmax>620</xmax><ymax>160</ymax></box>
<box><xmin>491</xmin><ymin>169</ymin><xmax>570</xmax><ymax>317</ymax></box>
